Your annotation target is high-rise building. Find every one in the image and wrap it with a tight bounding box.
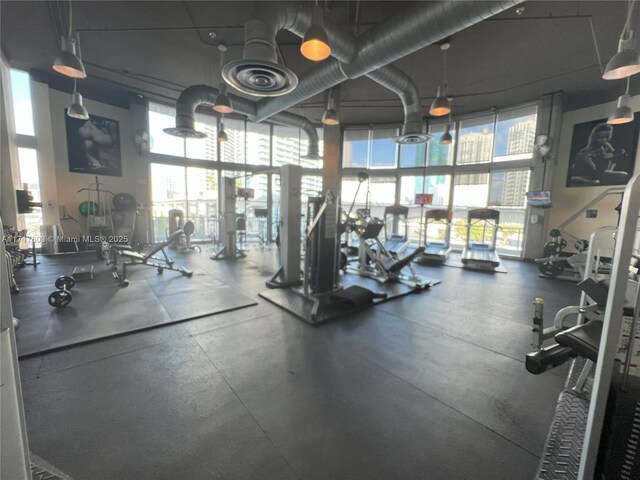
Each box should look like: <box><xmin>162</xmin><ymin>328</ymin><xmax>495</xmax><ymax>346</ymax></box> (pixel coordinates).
<box><xmin>506</xmin><ymin>118</ymin><xmax>536</xmax><ymax>156</ymax></box>
<box><xmin>496</xmin><ymin>119</ymin><xmax>536</xmax><ymax>205</ymax></box>
<box><xmin>457</xmin><ymin>128</ymin><xmax>493</xmax><ymax>166</ymax></box>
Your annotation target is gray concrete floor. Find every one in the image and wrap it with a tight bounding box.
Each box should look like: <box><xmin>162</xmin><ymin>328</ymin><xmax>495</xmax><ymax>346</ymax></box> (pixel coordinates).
<box><xmin>16</xmin><ymin>247</ymin><xmax>579</xmax><ymax>480</ymax></box>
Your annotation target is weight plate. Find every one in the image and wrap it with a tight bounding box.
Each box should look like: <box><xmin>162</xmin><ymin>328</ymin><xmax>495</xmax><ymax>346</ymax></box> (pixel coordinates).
<box><xmin>538</xmin><ymin>261</ymin><xmax>564</xmax><ymax>277</ymax></box>
<box><xmin>543</xmin><ymin>242</ymin><xmax>559</xmax><ymax>257</ymax></box>
<box><xmin>55</xmin><ymin>275</ymin><xmax>75</xmax><ymax>290</ymax></box>
<box><xmin>48</xmin><ymin>290</ymin><xmax>72</xmax><ymax>308</ymax></box>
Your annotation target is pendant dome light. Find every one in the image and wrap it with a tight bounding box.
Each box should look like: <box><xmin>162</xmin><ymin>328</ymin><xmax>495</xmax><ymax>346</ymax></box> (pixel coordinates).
<box><xmin>67</xmin><ymin>79</ymin><xmax>89</xmax><ymax>120</ymax></box>
<box><xmin>440</xmin><ymin>102</ymin><xmax>453</xmax><ymax>144</ymax></box>
<box><xmin>608</xmin><ymin>78</ymin><xmax>634</xmax><ymax>124</ymax></box>
<box><xmin>603</xmin><ymin>0</ymin><xmax>640</xmax><ymax>80</ymax></box>
<box><xmin>440</xmin><ymin>125</ymin><xmax>452</xmax><ymax>145</ymax></box>
<box><xmin>217</xmin><ymin>115</ymin><xmax>228</xmax><ymax>142</ymax></box>
<box><xmin>322</xmin><ymin>108</ymin><xmax>339</xmax><ymax>125</ymax></box>
<box><xmin>322</xmin><ymin>87</ymin><xmax>340</xmax><ymax>125</ymax></box>
<box><xmin>430</xmin><ymin>42</ymin><xmax>451</xmax><ymax>117</ymax></box>
<box><xmin>52</xmin><ymin>2</ymin><xmax>87</xmax><ymax>79</ymax></box>
<box><xmin>213</xmin><ymin>44</ymin><xmax>234</xmax><ymax>114</ymax></box>
<box><xmin>301</xmin><ymin>3</ymin><xmax>331</xmax><ymax>62</ymax></box>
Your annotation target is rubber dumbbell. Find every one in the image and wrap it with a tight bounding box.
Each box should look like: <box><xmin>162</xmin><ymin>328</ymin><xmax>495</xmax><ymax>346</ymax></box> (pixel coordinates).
<box><xmin>48</xmin><ymin>275</ymin><xmax>75</xmax><ymax>308</ymax></box>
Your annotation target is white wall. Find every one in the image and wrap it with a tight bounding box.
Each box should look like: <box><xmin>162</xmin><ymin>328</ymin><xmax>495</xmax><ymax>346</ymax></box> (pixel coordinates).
<box><xmin>47</xmin><ymin>88</ymin><xmax>140</xmax><ymax>225</ymax></box>
<box><xmin>0</xmin><ymin>58</ymin><xmax>21</xmax><ymax>227</ymax></box>
<box><xmin>548</xmin><ymin>97</ymin><xmax>640</xmax><ymax>250</ymax></box>
<box><xmin>40</xmin><ymin>89</ymin><xmax>150</xmax><ymax>236</ymax></box>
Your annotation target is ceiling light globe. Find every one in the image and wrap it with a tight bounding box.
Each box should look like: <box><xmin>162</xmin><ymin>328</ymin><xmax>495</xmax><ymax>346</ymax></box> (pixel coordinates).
<box><xmin>213</xmin><ymin>93</ymin><xmax>233</xmax><ymax>114</ymax></box>
<box><xmin>67</xmin><ymin>92</ymin><xmax>89</xmax><ymax>120</ymax></box>
<box><xmin>440</xmin><ymin>129</ymin><xmax>453</xmax><ymax>145</ymax></box>
<box><xmin>301</xmin><ymin>24</ymin><xmax>331</xmax><ymax>61</ymax></box>
<box><xmin>603</xmin><ymin>47</ymin><xmax>640</xmax><ymax>80</ymax></box>
<box><xmin>322</xmin><ymin>108</ymin><xmax>339</xmax><ymax>125</ymax></box>
<box><xmin>608</xmin><ymin>95</ymin><xmax>634</xmax><ymax>124</ymax></box>
<box><xmin>53</xmin><ymin>36</ymin><xmax>87</xmax><ymax>79</ymax></box>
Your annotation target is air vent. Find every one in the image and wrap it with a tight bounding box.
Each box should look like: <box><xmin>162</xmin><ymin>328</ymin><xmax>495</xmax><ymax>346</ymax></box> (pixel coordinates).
<box><xmin>163</xmin><ymin>127</ymin><xmax>207</xmax><ymax>139</ymax></box>
<box><xmin>395</xmin><ymin>132</ymin><xmax>433</xmax><ymax>144</ymax></box>
<box><xmin>223</xmin><ymin>59</ymin><xmax>298</xmax><ymax>97</ymax></box>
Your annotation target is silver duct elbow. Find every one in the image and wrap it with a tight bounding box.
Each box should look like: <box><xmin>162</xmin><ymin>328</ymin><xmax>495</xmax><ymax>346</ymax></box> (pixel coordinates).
<box><xmin>166</xmin><ymin>85</ymin><xmax>320</xmax><ymax>159</ymax></box>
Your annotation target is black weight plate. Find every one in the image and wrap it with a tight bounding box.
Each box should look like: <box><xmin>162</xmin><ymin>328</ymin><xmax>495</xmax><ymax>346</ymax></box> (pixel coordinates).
<box><xmin>48</xmin><ymin>290</ymin><xmax>72</xmax><ymax>307</ymax></box>
<box><xmin>543</xmin><ymin>242</ymin><xmax>561</xmax><ymax>257</ymax></box>
<box><xmin>55</xmin><ymin>275</ymin><xmax>75</xmax><ymax>290</ymax></box>
<box><xmin>538</xmin><ymin>261</ymin><xmax>564</xmax><ymax>277</ymax></box>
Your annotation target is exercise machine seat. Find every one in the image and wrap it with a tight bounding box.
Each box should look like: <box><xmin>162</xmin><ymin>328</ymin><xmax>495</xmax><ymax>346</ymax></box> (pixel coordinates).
<box><xmin>555</xmin><ymin>321</ymin><xmax>602</xmax><ymax>362</ymax></box>
<box><xmin>526</xmin><ymin>344</ymin><xmax>577</xmax><ymax>375</ymax></box>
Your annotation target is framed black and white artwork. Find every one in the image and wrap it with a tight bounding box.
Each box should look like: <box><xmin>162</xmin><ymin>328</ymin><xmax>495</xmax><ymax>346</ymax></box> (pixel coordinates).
<box><xmin>566</xmin><ymin>113</ymin><xmax>640</xmax><ymax>187</ymax></box>
<box><xmin>65</xmin><ymin>112</ymin><xmax>122</xmax><ymax>177</ymax></box>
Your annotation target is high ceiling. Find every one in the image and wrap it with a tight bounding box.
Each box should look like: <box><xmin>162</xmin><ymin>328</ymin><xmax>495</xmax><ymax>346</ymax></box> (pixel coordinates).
<box><xmin>0</xmin><ymin>1</ymin><xmax>635</xmax><ymax>125</ymax></box>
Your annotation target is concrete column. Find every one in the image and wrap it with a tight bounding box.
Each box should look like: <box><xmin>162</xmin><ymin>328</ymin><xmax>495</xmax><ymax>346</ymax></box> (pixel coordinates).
<box><xmin>0</xmin><ymin>60</ymin><xmax>20</xmax><ymax>227</ymax></box>
<box><xmin>522</xmin><ymin>92</ymin><xmax>563</xmax><ymax>260</ymax></box>
<box><xmin>322</xmin><ymin>125</ymin><xmax>341</xmax><ymax>198</ymax></box>
<box><xmin>30</xmin><ymin>78</ymin><xmax>60</xmax><ymax>226</ymax></box>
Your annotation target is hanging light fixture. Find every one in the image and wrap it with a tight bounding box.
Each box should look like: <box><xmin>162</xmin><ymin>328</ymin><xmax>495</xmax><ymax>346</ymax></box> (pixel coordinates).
<box><xmin>603</xmin><ymin>0</ymin><xmax>640</xmax><ymax>80</ymax></box>
<box><xmin>608</xmin><ymin>78</ymin><xmax>634</xmax><ymax>124</ymax></box>
<box><xmin>67</xmin><ymin>79</ymin><xmax>89</xmax><ymax>120</ymax></box>
<box><xmin>322</xmin><ymin>108</ymin><xmax>339</xmax><ymax>125</ymax></box>
<box><xmin>430</xmin><ymin>42</ymin><xmax>451</xmax><ymax>117</ymax></box>
<box><xmin>213</xmin><ymin>44</ymin><xmax>233</xmax><ymax>113</ymax></box>
<box><xmin>217</xmin><ymin>115</ymin><xmax>228</xmax><ymax>142</ymax></box>
<box><xmin>440</xmin><ymin>125</ymin><xmax>452</xmax><ymax>145</ymax></box>
<box><xmin>440</xmin><ymin>104</ymin><xmax>453</xmax><ymax>144</ymax></box>
<box><xmin>322</xmin><ymin>87</ymin><xmax>339</xmax><ymax>125</ymax></box>
<box><xmin>52</xmin><ymin>2</ymin><xmax>87</xmax><ymax>78</ymax></box>
<box><xmin>301</xmin><ymin>3</ymin><xmax>331</xmax><ymax>62</ymax></box>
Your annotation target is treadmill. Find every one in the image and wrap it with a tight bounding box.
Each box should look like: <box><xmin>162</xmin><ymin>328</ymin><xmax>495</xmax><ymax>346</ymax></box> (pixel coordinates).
<box><xmin>461</xmin><ymin>208</ymin><xmax>501</xmax><ymax>271</ymax></box>
<box><xmin>418</xmin><ymin>209</ymin><xmax>452</xmax><ymax>263</ymax></box>
<box><xmin>382</xmin><ymin>204</ymin><xmax>410</xmax><ymax>256</ymax></box>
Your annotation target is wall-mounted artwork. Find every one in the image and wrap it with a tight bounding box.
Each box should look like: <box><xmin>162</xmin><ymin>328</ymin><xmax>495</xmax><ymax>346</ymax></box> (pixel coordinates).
<box><xmin>566</xmin><ymin>113</ymin><xmax>640</xmax><ymax>187</ymax></box>
<box><xmin>65</xmin><ymin>112</ymin><xmax>122</xmax><ymax>177</ymax></box>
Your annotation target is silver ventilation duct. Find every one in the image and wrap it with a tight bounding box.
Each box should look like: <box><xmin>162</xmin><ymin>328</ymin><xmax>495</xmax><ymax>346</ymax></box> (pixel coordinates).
<box><xmin>253</xmin><ymin>0</ymin><xmax>523</xmax><ymax>123</ymax></box>
<box><xmin>164</xmin><ymin>85</ymin><xmax>320</xmax><ymax>159</ymax></box>
<box><xmin>222</xmin><ymin>13</ymin><xmax>298</xmax><ymax>96</ymax></box>
<box><xmin>232</xmin><ymin>2</ymin><xmax>429</xmax><ymax>143</ymax></box>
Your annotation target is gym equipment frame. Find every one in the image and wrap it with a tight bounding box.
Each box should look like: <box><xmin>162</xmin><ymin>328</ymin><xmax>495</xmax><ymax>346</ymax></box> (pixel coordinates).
<box><xmin>418</xmin><ymin>209</ymin><xmax>453</xmax><ymax>263</ymax></box>
<box><xmin>346</xmin><ymin>208</ymin><xmax>427</xmax><ymax>289</ymax></box>
<box><xmin>536</xmin><ymin>187</ymin><xmax>623</xmax><ymax>280</ymax></box>
<box><xmin>461</xmin><ymin>208</ymin><xmax>501</xmax><ymax>271</ymax></box>
<box><xmin>110</xmin><ymin>229</ymin><xmax>193</xmax><ymax>286</ymax></box>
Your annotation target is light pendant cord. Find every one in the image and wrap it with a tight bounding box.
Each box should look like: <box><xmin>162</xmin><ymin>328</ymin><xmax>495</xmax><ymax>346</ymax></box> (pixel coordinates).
<box><xmin>219</xmin><ymin>45</ymin><xmax>225</xmax><ymax>93</ymax></box>
<box><xmin>443</xmin><ymin>49</ymin><xmax>447</xmax><ymax>85</ymax></box>
<box><xmin>68</xmin><ymin>1</ymin><xmax>73</xmax><ymax>38</ymax></box>
<box><xmin>623</xmin><ymin>0</ymin><xmax>637</xmax><ymax>41</ymax></box>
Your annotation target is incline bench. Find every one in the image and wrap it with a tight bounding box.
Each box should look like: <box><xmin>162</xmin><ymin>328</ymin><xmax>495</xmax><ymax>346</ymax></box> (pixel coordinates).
<box><xmin>110</xmin><ymin>229</ymin><xmax>193</xmax><ymax>286</ymax></box>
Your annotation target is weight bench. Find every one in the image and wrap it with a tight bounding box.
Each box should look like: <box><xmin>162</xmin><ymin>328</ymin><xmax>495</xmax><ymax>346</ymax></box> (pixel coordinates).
<box><xmin>111</xmin><ymin>229</ymin><xmax>193</xmax><ymax>286</ymax></box>
<box><xmin>526</xmin><ymin>321</ymin><xmax>602</xmax><ymax>375</ymax></box>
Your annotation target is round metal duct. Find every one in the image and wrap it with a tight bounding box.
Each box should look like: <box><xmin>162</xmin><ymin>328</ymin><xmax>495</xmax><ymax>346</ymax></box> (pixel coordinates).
<box><xmin>395</xmin><ymin>132</ymin><xmax>433</xmax><ymax>144</ymax></box>
<box><xmin>163</xmin><ymin>126</ymin><xmax>207</xmax><ymax>138</ymax></box>
<box><xmin>223</xmin><ymin>59</ymin><xmax>298</xmax><ymax>97</ymax></box>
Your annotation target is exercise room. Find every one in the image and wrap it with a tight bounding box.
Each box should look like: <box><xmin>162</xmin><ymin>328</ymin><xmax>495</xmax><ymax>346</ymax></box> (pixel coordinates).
<box><xmin>2</xmin><ymin>1</ymin><xmax>640</xmax><ymax>479</ymax></box>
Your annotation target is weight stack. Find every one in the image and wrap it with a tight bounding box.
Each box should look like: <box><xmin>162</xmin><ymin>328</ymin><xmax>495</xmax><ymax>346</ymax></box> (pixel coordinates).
<box><xmin>595</xmin><ymin>372</ymin><xmax>640</xmax><ymax>479</ymax></box>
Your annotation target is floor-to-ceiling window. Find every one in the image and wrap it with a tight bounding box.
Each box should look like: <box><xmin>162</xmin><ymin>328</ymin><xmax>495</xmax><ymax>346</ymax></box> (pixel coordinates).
<box><xmin>341</xmin><ymin>103</ymin><xmax>537</xmax><ymax>257</ymax></box>
<box><xmin>7</xmin><ymin>69</ymin><xmax>42</xmax><ymax>245</ymax></box>
<box><xmin>148</xmin><ymin>102</ymin><xmax>322</xmax><ymax>244</ymax></box>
